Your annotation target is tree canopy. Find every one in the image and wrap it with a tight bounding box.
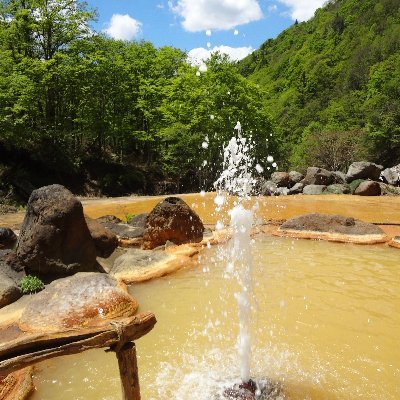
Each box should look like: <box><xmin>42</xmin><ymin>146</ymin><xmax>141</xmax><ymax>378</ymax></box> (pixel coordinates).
<box><xmin>0</xmin><ymin>0</ymin><xmax>277</xmax><ymax>199</ymax></box>
<box><xmin>239</xmin><ymin>0</ymin><xmax>400</xmax><ymax>171</ymax></box>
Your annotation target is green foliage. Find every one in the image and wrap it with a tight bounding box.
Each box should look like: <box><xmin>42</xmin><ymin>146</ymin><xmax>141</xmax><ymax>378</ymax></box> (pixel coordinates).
<box><xmin>239</xmin><ymin>0</ymin><xmax>400</xmax><ymax>168</ymax></box>
<box><xmin>125</xmin><ymin>214</ymin><xmax>136</xmax><ymax>223</ymax></box>
<box><xmin>20</xmin><ymin>275</ymin><xmax>45</xmax><ymax>294</ymax></box>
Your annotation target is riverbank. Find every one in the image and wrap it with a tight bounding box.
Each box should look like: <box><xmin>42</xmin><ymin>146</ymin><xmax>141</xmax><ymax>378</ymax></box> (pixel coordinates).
<box><xmin>2</xmin><ymin>193</ymin><xmax>400</xmax><ymax>231</ymax></box>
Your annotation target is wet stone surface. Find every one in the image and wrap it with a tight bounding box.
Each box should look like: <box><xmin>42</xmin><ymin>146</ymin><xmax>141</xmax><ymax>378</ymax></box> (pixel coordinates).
<box><xmin>221</xmin><ymin>379</ymin><xmax>283</xmax><ymax>400</ymax></box>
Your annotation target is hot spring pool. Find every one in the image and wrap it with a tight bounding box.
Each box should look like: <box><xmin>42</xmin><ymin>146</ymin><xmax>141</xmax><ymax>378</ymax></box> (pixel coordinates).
<box><xmin>30</xmin><ymin>234</ymin><xmax>400</xmax><ymax>399</ymax></box>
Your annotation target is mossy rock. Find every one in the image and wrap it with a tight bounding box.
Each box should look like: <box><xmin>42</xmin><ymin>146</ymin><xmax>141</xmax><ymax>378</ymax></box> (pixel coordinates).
<box><xmin>324</xmin><ymin>183</ymin><xmax>351</xmax><ymax>194</ymax></box>
<box><xmin>349</xmin><ymin>179</ymin><xmax>365</xmax><ymax>194</ymax></box>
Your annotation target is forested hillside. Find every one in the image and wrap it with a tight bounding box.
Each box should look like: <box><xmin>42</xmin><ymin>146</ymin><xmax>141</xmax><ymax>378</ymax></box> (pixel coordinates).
<box><xmin>1</xmin><ymin>0</ymin><xmax>399</xmax><ymax>207</ymax></box>
<box><xmin>0</xmin><ymin>0</ymin><xmax>275</xmax><ymax>205</ymax></box>
<box><xmin>239</xmin><ymin>0</ymin><xmax>400</xmax><ymax>171</ymax></box>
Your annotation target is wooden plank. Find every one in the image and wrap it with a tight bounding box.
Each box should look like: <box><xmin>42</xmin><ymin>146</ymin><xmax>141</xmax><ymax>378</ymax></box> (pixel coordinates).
<box><xmin>0</xmin><ymin>312</ymin><xmax>156</xmax><ymax>378</ymax></box>
<box><xmin>116</xmin><ymin>342</ymin><xmax>141</xmax><ymax>400</ymax></box>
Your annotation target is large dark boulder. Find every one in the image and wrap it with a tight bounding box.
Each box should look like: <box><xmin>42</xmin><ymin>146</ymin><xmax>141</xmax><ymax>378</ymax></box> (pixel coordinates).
<box><xmin>85</xmin><ymin>217</ymin><xmax>118</xmax><ymax>258</ymax></box>
<box><xmin>346</xmin><ymin>161</ymin><xmax>383</xmax><ymax>182</ymax></box>
<box><xmin>16</xmin><ymin>185</ymin><xmax>98</xmax><ymax>276</ymax></box>
<box><xmin>142</xmin><ymin>197</ymin><xmax>204</xmax><ymax>249</ymax></box>
<box><xmin>302</xmin><ymin>167</ymin><xmax>334</xmax><ymax>186</ymax></box>
<box><xmin>354</xmin><ymin>181</ymin><xmax>381</xmax><ymax>196</ymax></box>
<box><xmin>0</xmin><ymin>228</ymin><xmax>17</xmax><ymax>249</ymax></box>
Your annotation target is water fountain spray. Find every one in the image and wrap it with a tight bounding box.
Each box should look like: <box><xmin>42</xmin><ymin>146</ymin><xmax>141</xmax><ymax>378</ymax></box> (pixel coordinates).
<box><xmin>214</xmin><ymin>121</ymin><xmax>257</xmax><ymax>385</ymax></box>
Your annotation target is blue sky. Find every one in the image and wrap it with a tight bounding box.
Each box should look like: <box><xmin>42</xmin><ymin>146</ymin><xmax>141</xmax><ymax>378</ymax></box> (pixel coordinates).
<box><xmin>87</xmin><ymin>0</ymin><xmax>326</xmax><ymax>62</ymax></box>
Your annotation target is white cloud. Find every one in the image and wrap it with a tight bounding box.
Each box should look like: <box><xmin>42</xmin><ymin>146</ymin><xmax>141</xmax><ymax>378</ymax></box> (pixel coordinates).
<box><xmin>188</xmin><ymin>45</ymin><xmax>253</xmax><ymax>65</ymax></box>
<box><xmin>277</xmin><ymin>0</ymin><xmax>325</xmax><ymax>21</ymax></box>
<box><xmin>267</xmin><ymin>4</ymin><xmax>278</xmax><ymax>13</ymax></box>
<box><xmin>169</xmin><ymin>0</ymin><xmax>263</xmax><ymax>32</ymax></box>
<box><xmin>103</xmin><ymin>14</ymin><xmax>142</xmax><ymax>40</ymax></box>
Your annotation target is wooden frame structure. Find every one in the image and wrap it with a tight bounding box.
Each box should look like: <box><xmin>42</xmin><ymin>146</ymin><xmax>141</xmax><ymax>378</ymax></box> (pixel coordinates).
<box><xmin>0</xmin><ymin>312</ymin><xmax>156</xmax><ymax>400</ymax></box>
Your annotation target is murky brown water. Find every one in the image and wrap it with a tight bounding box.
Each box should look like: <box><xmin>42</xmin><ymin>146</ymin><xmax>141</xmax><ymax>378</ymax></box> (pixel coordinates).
<box><xmin>30</xmin><ymin>235</ymin><xmax>400</xmax><ymax>400</ymax></box>
<box><xmin>2</xmin><ymin>193</ymin><xmax>400</xmax><ymax>228</ymax></box>
<box><xmin>2</xmin><ymin>194</ymin><xmax>400</xmax><ymax>399</ymax></box>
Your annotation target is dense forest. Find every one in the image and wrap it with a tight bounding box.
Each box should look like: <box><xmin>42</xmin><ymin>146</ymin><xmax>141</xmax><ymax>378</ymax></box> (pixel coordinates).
<box><xmin>239</xmin><ymin>0</ymin><xmax>400</xmax><ymax>171</ymax></box>
<box><xmin>0</xmin><ymin>0</ymin><xmax>399</xmax><ymax>206</ymax></box>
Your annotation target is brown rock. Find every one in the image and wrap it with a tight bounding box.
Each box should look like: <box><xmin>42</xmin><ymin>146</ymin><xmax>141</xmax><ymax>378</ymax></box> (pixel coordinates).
<box><xmin>142</xmin><ymin>197</ymin><xmax>204</xmax><ymax>249</ymax></box>
<box><xmin>354</xmin><ymin>181</ymin><xmax>381</xmax><ymax>196</ymax></box>
<box><xmin>16</xmin><ymin>185</ymin><xmax>98</xmax><ymax>276</ymax></box>
<box><xmin>18</xmin><ymin>273</ymin><xmax>138</xmax><ymax>333</ymax></box>
<box><xmin>86</xmin><ymin>217</ymin><xmax>118</xmax><ymax>258</ymax></box>
<box><xmin>280</xmin><ymin>213</ymin><xmax>384</xmax><ymax>235</ymax></box>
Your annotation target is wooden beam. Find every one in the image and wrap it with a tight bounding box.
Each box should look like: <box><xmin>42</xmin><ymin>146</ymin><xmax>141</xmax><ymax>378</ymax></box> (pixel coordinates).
<box><xmin>0</xmin><ymin>312</ymin><xmax>156</xmax><ymax>378</ymax></box>
<box><xmin>116</xmin><ymin>342</ymin><xmax>141</xmax><ymax>400</ymax></box>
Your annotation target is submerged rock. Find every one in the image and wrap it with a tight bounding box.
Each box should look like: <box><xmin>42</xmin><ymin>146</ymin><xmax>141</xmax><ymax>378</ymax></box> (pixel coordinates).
<box><xmin>280</xmin><ymin>213</ymin><xmax>384</xmax><ymax>235</ymax></box>
<box><xmin>142</xmin><ymin>197</ymin><xmax>204</xmax><ymax>249</ymax></box>
<box><xmin>18</xmin><ymin>273</ymin><xmax>137</xmax><ymax>333</ymax></box>
<box><xmin>16</xmin><ymin>185</ymin><xmax>98</xmax><ymax>277</ymax></box>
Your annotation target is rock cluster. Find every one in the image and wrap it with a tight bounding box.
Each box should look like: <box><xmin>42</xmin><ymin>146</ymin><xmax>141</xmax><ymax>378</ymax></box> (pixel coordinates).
<box><xmin>0</xmin><ymin>187</ymin><xmax>205</xmax><ymax>309</ymax></box>
<box><xmin>258</xmin><ymin>161</ymin><xmax>400</xmax><ymax>196</ymax></box>
<box><xmin>0</xmin><ymin>185</ymin><xmax>119</xmax><ymax>308</ymax></box>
